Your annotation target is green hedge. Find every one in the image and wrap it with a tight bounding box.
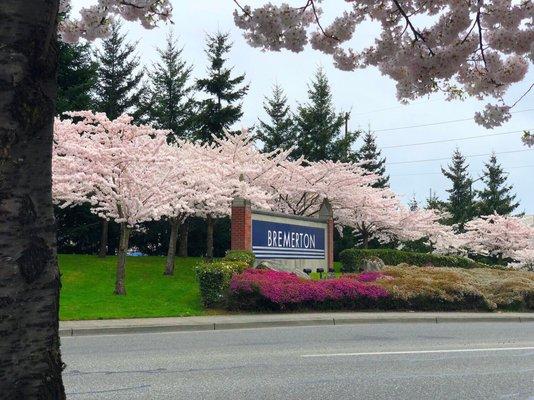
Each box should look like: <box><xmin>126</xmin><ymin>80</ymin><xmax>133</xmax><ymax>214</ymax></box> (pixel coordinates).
<box><xmin>223</xmin><ymin>250</ymin><xmax>256</xmax><ymax>266</ymax></box>
<box><xmin>339</xmin><ymin>248</ymin><xmax>487</xmax><ymax>273</ymax></box>
<box><xmin>195</xmin><ymin>260</ymin><xmax>249</xmax><ymax>308</ymax></box>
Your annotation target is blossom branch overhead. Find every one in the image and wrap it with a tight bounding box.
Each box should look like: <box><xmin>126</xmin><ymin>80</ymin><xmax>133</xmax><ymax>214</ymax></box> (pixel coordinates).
<box><xmin>232</xmin><ymin>0</ymin><xmax>534</xmax><ymax>130</ymax></box>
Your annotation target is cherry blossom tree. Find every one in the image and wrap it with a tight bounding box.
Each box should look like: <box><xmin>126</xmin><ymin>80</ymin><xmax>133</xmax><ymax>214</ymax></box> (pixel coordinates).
<box><xmin>268</xmin><ymin>158</ymin><xmax>377</xmax><ymax>216</ymax></box>
<box><xmin>53</xmin><ymin>111</ymin><xmax>180</xmax><ymax>295</ymax></box>
<box><xmin>509</xmin><ymin>248</ymin><xmax>534</xmax><ymax>271</ymax></box>
<box><xmin>233</xmin><ymin>1</ymin><xmax>533</xmax><ymax>130</ymax></box>
<box><xmin>462</xmin><ymin>213</ymin><xmax>534</xmax><ymax>261</ymax></box>
<box><xmin>192</xmin><ymin>129</ymin><xmax>290</xmax><ymax>258</ymax></box>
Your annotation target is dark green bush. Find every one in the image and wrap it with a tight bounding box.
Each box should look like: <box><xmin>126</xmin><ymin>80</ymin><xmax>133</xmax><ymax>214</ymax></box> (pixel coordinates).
<box><xmin>195</xmin><ymin>260</ymin><xmax>249</xmax><ymax>308</ymax></box>
<box><xmin>223</xmin><ymin>250</ymin><xmax>256</xmax><ymax>266</ymax></box>
<box><xmin>339</xmin><ymin>248</ymin><xmax>487</xmax><ymax>272</ymax></box>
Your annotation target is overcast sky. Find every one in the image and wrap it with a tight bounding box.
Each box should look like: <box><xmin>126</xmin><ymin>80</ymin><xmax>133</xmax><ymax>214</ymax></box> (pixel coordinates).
<box><xmin>72</xmin><ymin>0</ymin><xmax>534</xmax><ymax>213</ymax></box>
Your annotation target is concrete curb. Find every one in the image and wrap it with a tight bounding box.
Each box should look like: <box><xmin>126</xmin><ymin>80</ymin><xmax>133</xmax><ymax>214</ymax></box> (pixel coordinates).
<box><xmin>59</xmin><ymin>313</ymin><xmax>534</xmax><ymax>337</ymax></box>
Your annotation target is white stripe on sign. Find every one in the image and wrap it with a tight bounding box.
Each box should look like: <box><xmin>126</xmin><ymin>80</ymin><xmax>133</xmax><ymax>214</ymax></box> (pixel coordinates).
<box><xmin>253</xmin><ymin>246</ymin><xmax>324</xmax><ymax>253</ymax></box>
<box><xmin>254</xmin><ymin>250</ymin><xmax>324</xmax><ymax>256</ymax></box>
<box><xmin>255</xmin><ymin>256</ymin><xmax>325</xmax><ymax>259</ymax></box>
<box><xmin>254</xmin><ymin>251</ymin><xmax>325</xmax><ymax>255</ymax></box>
<box><xmin>254</xmin><ymin>253</ymin><xmax>325</xmax><ymax>258</ymax></box>
<box><xmin>301</xmin><ymin>346</ymin><xmax>534</xmax><ymax>358</ymax></box>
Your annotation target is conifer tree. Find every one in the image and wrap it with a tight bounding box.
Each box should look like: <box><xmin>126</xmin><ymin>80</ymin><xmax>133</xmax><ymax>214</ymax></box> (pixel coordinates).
<box><xmin>425</xmin><ymin>189</ymin><xmax>446</xmax><ymax>211</ymax></box>
<box><xmin>441</xmin><ymin>149</ymin><xmax>476</xmax><ymax>230</ymax></box>
<box><xmin>408</xmin><ymin>194</ymin><xmax>419</xmax><ymax>211</ymax></box>
<box><xmin>478</xmin><ymin>153</ymin><xmax>519</xmax><ymax>216</ymax></box>
<box><xmin>144</xmin><ymin>33</ymin><xmax>196</xmax><ymax>143</ymax></box>
<box><xmin>357</xmin><ymin>130</ymin><xmax>389</xmax><ymax>188</ymax></box>
<box><xmin>55</xmin><ymin>40</ymin><xmax>101</xmax><ymax>255</ymax></box>
<box><xmin>294</xmin><ymin>68</ymin><xmax>358</xmax><ymax>162</ymax></box>
<box><xmin>196</xmin><ymin>32</ymin><xmax>249</xmax><ymax>143</ymax></box>
<box><xmin>195</xmin><ymin>32</ymin><xmax>249</xmax><ymax>258</ymax></box>
<box><xmin>94</xmin><ymin>21</ymin><xmax>144</xmax><ymax>257</ymax></box>
<box><xmin>144</xmin><ymin>33</ymin><xmax>197</xmax><ymax>270</ymax></box>
<box><xmin>57</xmin><ymin>41</ymin><xmax>98</xmax><ymax>114</ymax></box>
<box><xmin>94</xmin><ymin>22</ymin><xmax>144</xmax><ymax>121</ymax></box>
<box><xmin>256</xmin><ymin>84</ymin><xmax>295</xmax><ymax>154</ymax></box>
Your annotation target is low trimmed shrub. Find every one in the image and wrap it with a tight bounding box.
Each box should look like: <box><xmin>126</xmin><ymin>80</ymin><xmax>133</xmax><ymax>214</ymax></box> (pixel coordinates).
<box><xmin>228</xmin><ymin>269</ymin><xmax>389</xmax><ymax>311</ymax></box>
<box><xmin>339</xmin><ymin>248</ymin><xmax>486</xmax><ymax>272</ymax></box>
<box><xmin>195</xmin><ymin>260</ymin><xmax>249</xmax><ymax>308</ymax></box>
<box><xmin>223</xmin><ymin>250</ymin><xmax>256</xmax><ymax>266</ymax></box>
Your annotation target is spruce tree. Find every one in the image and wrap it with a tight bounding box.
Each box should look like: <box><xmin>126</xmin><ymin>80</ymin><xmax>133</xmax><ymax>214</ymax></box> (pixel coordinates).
<box><xmin>294</xmin><ymin>68</ymin><xmax>358</xmax><ymax>162</ymax></box>
<box><xmin>441</xmin><ymin>149</ymin><xmax>476</xmax><ymax>230</ymax></box>
<box><xmin>478</xmin><ymin>153</ymin><xmax>519</xmax><ymax>216</ymax></box>
<box><xmin>143</xmin><ymin>33</ymin><xmax>197</xmax><ymax>273</ymax></box>
<box><xmin>408</xmin><ymin>194</ymin><xmax>419</xmax><ymax>211</ymax></box>
<box><xmin>196</xmin><ymin>32</ymin><xmax>249</xmax><ymax>143</ymax></box>
<box><xmin>357</xmin><ymin>130</ymin><xmax>390</xmax><ymax>188</ymax></box>
<box><xmin>94</xmin><ymin>22</ymin><xmax>144</xmax><ymax>121</ymax></box>
<box><xmin>55</xmin><ymin>40</ymin><xmax>102</xmax><ymax>256</ymax></box>
<box><xmin>256</xmin><ymin>84</ymin><xmax>295</xmax><ymax>154</ymax></box>
<box><xmin>57</xmin><ymin>41</ymin><xmax>98</xmax><ymax>114</ymax></box>
<box><xmin>144</xmin><ymin>33</ymin><xmax>196</xmax><ymax>143</ymax></box>
<box><xmin>94</xmin><ymin>22</ymin><xmax>144</xmax><ymax>257</ymax></box>
<box><xmin>425</xmin><ymin>189</ymin><xmax>446</xmax><ymax>211</ymax></box>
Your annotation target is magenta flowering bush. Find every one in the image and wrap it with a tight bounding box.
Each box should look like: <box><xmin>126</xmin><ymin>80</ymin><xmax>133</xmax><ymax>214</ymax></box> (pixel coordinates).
<box><xmin>229</xmin><ymin>269</ymin><xmax>389</xmax><ymax>311</ymax></box>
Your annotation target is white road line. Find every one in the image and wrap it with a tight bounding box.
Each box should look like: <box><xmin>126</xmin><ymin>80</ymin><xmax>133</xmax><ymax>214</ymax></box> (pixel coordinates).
<box><xmin>302</xmin><ymin>346</ymin><xmax>534</xmax><ymax>358</ymax></box>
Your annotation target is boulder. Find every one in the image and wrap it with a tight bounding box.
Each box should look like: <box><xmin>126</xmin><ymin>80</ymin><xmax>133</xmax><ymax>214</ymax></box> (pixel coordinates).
<box><xmin>360</xmin><ymin>256</ymin><xmax>385</xmax><ymax>272</ymax></box>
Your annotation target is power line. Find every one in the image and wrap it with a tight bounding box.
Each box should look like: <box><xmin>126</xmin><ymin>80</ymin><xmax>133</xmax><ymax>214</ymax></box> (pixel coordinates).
<box><xmin>391</xmin><ymin>164</ymin><xmax>534</xmax><ymax>177</ymax></box>
<box><xmin>373</xmin><ymin>108</ymin><xmax>534</xmax><ymax>133</ymax></box>
<box><xmin>386</xmin><ymin>148</ymin><xmax>534</xmax><ymax>166</ymax></box>
<box><xmin>381</xmin><ymin>128</ymin><xmax>530</xmax><ymax>149</ymax></box>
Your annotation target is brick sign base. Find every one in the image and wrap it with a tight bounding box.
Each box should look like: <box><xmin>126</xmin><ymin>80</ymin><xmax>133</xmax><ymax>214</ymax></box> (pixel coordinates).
<box><xmin>231</xmin><ymin>198</ymin><xmax>334</xmax><ymax>271</ymax></box>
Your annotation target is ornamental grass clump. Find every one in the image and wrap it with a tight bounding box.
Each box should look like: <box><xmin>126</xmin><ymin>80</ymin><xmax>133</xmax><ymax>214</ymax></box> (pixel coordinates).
<box><xmin>228</xmin><ymin>269</ymin><xmax>389</xmax><ymax>311</ymax></box>
<box><xmin>374</xmin><ymin>265</ymin><xmax>534</xmax><ymax>311</ymax></box>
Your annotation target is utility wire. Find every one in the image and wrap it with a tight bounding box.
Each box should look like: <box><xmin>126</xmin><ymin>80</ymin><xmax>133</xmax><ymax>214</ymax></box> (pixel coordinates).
<box><xmin>381</xmin><ymin>128</ymin><xmax>530</xmax><ymax>149</ymax></box>
<box><xmin>373</xmin><ymin>108</ymin><xmax>534</xmax><ymax>133</ymax></box>
<box><xmin>386</xmin><ymin>148</ymin><xmax>534</xmax><ymax>166</ymax></box>
<box><xmin>391</xmin><ymin>164</ymin><xmax>534</xmax><ymax>177</ymax></box>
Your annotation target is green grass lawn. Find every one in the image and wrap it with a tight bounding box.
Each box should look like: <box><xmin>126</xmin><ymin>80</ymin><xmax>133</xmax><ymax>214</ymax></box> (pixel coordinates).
<box><xmin>59</xmin><ymin>254</ymin><xmax>206</xmax><ymax>320</ymax></box>
<box><xmin>59</xmin><ymin>254</ymin><xmax>342</xmax><ymax>320</ymax></box>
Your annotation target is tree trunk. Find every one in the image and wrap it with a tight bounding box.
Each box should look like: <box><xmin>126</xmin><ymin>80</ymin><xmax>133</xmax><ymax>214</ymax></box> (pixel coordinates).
<box><xmin>206</xmin><ymin>215</ymin><xmax>215</xmax><ymax>259</ymax></box>
<box><xmin>114</xmin><ymin>223</ymin><xmax>130</xmax><ymax>295</ymax></box>
<box><xmin>178</xmin><ymin>218</ymin><xmax>189</xmax><ymax>257</ymax></box>
<box><xmin>98</xmin><ymin>219</ymin><xmax>109</xmax><ymax>258</ymax></box>
<box><xmin>0</xmin><ymin>1</ymin><xmax>66</xmax><ymax>398</ymax></box>
<box><xmin>362</xmin><ymin>232</ymin><xmax>369</xmax><ymax>249</ymax></box>
<box><xmin>164</xmin><ymin>218</ymin><xmax>179</xmax><ymax>276</ymax></box>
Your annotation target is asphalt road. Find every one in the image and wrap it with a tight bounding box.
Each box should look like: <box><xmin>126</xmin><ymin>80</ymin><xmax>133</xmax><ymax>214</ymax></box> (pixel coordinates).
<box><xmin>62</xmin><ymin>321</ymin><xmax>534</xmax><ymax>400</ymax></box>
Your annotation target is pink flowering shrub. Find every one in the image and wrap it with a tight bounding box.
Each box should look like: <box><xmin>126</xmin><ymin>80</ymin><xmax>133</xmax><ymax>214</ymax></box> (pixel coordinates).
<box><xmin>229</xmin><ymin>269</ymin><xmax>389</xmax><ymax>311</ymax></box>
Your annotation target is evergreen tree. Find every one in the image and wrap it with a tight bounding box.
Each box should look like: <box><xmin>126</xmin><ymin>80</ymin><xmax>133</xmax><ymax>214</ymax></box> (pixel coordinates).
<box><xmin>144</xmin><ymin>33</ymin><xmax>196</xmax><ymax>143</ymax></box>
<box><xmin>196</xmin><ymin>32</ymin><xmax>249</xmax><ymax>143</ymax></box>
<box><xmin>55</xmin><ymin>39</ymin><xmax>103</xmax><ymax>256</ymax></box>
<box><xmin>256</xmin><ymin>84</ymin><xmax>295</xmax><ymax>154</ymax></box>
<box><xmin>294</xmin><ymin>68</ymin><xmax>358</xmax><ymax>162</ymax></box>
<box><xmin>425</xmin><ymin>189</ymin><xmax>446</xmax><ymax>211</ymax></box>
<box><xmin>94</xmin><ymin>22</ymin><xmax>144</xmax><ymax>257</ymax></box>
<box><xmin>357</xmin><ymin>130</ymin><xmax>390</xmax><ymax>188</ymax></box>
<box><xmin>94</xmin><ymin>22</ymin><xmax>144</xmax><ymax>121</ymax></box>
<box><xmin>408</xmin><ymin>194</ymin><xmax>419</xmax><ymax>211</ymax></box>
<box><xmin>441</xmin><ymin>149</ymin><xmax>476</xmax><ymax>230</ymax></box>
<box><xmin>143</xmin><ymin>33</ymin><xmax>197</xmax><ymax>269</ymax></box>
<box><xmin>477</xmin><ymin>152</ymin><xmax>519</xmax><ymax>215</ymax></box>
<box><xmin>57</xmin><ymin>41</ymin><xmax>98</xmax><ymax>114</ymax></box>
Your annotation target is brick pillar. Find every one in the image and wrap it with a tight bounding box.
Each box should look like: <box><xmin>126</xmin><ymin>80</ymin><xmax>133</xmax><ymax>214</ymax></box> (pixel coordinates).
<box><xmin>319</xmin><ymin>199</ymin><xmax>334</xmax><ymax>270</ymax></box>
<box><xmin>231</xmin><ymin>197</ymin><xmax>252</xmax><ymax>251</ymax></box>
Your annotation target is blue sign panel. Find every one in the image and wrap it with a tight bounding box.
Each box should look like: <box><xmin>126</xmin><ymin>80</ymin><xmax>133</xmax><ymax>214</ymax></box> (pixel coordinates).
<box><xmin>252</xmin><ymin>219</ymin><xmax>325</xmax><ymax>259</ymax></box>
